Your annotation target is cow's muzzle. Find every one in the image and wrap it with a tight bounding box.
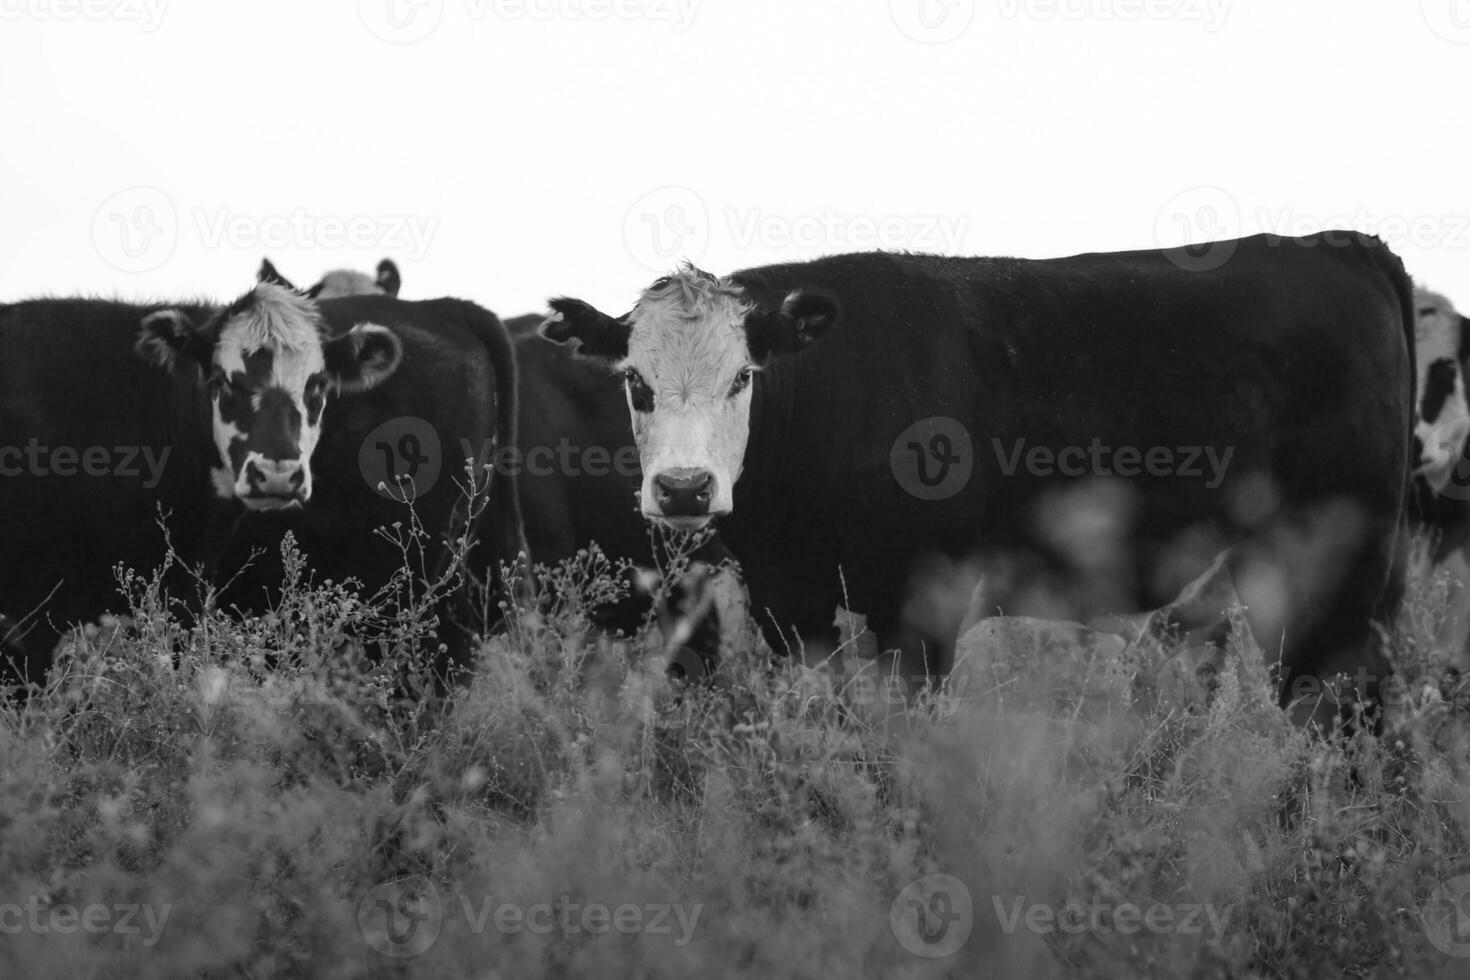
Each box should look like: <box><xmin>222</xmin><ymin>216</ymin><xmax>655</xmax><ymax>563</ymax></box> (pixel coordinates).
<box><xmin>652</xmin><ymin>467</ymin><xmax>716</xmax><ymax>526</ymax></box>
<box><xmin>240</xmin><ymin>457</ymin><xmax>307</xmax><ymax>509</ymax></box>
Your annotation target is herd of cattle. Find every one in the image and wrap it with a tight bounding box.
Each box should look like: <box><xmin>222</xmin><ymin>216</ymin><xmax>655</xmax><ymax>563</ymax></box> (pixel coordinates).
<box><xmin>2</xmin><ymin>231</ymin><xmax>1469</xmax><ymax>731</ymax></box>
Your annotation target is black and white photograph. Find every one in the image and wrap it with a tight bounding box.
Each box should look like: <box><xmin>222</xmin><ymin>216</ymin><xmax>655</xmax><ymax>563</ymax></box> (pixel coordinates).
<box><xmin>2</xmin><ymin>2</ymin><xmax>1470</xmax><ymax>976</ymax></box>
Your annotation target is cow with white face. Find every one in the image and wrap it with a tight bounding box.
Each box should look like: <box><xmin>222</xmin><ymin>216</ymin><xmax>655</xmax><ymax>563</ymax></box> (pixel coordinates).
<box><xmin>541</xmin><ymin>238</ymin><xmax>1415</xmax><ymax>734</ymax></box>
<box><xmin>540</xmin><ymin>266</ymin><xmax>833</xmax><ymax>528</ymax></box>
<box><xmin>1407</xmin><ymin>286</ymin><xmax>1470</xmax><ymax>667</ymax></box>
<box><xmin>1412</xmin><ymin>287</ymin><xmax>1470</xmax><ymax>492</ymax></box>
<box><xmin>137</xmin><ymin>283</ymin><xmax>402</xmax><ymax>510</ymax></box>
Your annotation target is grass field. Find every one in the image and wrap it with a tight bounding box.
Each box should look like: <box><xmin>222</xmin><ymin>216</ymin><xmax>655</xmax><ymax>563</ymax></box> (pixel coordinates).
<box><xmin>3</xmin><ymin>529</ymin><xmax>1470</xmax><ymax>979</ymax></box>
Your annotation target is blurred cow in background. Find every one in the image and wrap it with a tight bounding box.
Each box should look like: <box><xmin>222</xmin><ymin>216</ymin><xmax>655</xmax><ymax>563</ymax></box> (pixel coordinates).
<box><xmin>1408</xmin><ymin>286</ymin><xmax>1470</xmax><ymax>667</ymax></box>
<box><xmin>259</xmin><ymin>257</ymin><xmax>401</xmax><ymax>300</ymax></box>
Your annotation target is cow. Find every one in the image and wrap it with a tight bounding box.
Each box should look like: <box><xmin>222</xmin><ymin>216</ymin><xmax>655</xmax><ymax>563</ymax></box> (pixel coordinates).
<box><xmin>1407</xmin><ymin>286</ymin><xmax>1470</xmax><ymax>666</ymax></box>
<box><xmin>214</xmin><ymin>292</ymin><xmax>529</xmax><ymax>682</ymax></box>
<box><xmin>0</xmin><ymin>284</ymin><xmax>404</xmax><ymax>686</ymax></box>
<box><xmin>258</xmin><ymin>257</ymin><xmax>402</xmax><ymax>300</ymax></box>
<box><xmin>508</xmin><ymin>310</ymin><xmax>744</xmax><ymax>666</ymax></box>
<box><xmin>541</xmin><ymin>233</ymin><xmax>1416</xmax><ymax>730</ymax></box>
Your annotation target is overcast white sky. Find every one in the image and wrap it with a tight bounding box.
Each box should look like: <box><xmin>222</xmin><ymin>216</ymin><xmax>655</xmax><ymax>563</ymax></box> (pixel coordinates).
<box><xmin>2</xmin><ymin>0</ymin><xmax>1468</xmax><ymax>317</ymax></box>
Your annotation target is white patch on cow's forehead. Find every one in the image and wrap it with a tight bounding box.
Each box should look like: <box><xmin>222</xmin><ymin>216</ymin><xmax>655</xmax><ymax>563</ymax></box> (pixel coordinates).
<box><xmin>624</xmin><ymin>268</ymin><xmax>753</xmax><ymax>400</ymax></box>
<box><xmin>214</xmin><ymin>282</ymin><xmax>326</xmax><ymax>389</ymax></box>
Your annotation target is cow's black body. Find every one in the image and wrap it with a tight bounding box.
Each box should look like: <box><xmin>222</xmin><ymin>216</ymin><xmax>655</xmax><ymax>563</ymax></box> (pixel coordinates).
<box><xmin>719</xmin><ymin>234</ymin><xmax>1414</xmax><ymax>716</ymax></box>
<box><xmin>0</xmin><ymin>299</ymin><xmax>239</xmax><ymax>683</ymax></box>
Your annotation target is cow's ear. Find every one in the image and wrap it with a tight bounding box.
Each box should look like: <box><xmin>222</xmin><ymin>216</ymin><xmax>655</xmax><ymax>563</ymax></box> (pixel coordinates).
<box><xmin>136</xmin><ymin>309</ymin><xmax>213</xmax><ymax>373</ymax></box>
<box><xmin>324</xmin><ymin>322</ymin><xmax>403</xmax><ymax>393</ymax></box>
<box><xmin>746</xmin><ymin>289</ymin><xmax>837</xmax><ymax>362</ymax></box>
<box><xmin>257</xmin><ymin>258</ymin><xmax>297</xmax><ymax>292</ymax></box>
<box><xmin>539</xmin><ymin>297</ymin><xmax>630</xmax><ymax>360</ymax></box>
<box><xmin>376</xmin><ymin>259</ymin><xmax>402</xmax><ymax>297</ymax></box>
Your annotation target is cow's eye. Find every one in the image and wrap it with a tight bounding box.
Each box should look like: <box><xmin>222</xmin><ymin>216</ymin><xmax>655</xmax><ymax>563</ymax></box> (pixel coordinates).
<box><xmin>729</xmin><ymin>367</ymin><xmax>755</xmax><ymax>397</ymax></box>
<box><xmin>623</xmin><ymin>368</ymin><xmax>654</xmax><ymax>413</ymax></box>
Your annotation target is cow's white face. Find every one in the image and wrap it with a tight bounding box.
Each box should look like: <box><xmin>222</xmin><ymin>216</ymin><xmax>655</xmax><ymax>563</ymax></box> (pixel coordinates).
<box><xmin>620</xmin><ymin>276</ymin><xmax>759</xmax><ymax>527</ymax></box>
<box><xmin>137</xmin><ymin>283</ymin><xmax>403</xmax><ymax>510</ymax></box>
<box><xmin>540</xmin><ymin>266</ymin><xmax>835</xmax><ymax>529</ymax></box>
<box><xmin>1413</xmin><ymin>288</ymin><xmax>1470</xmax><ymax>492</ymax></box>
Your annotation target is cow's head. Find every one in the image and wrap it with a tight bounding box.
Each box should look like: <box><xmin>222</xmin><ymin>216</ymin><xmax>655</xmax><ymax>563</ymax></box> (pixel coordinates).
<box><xmin>136</xmin><ymin>283</ymin><xmax>403</xmax><ymax>510</ymax></box>
<box><xmin>1413</xmin><ymin>288</ymin><xmax>1470</xmax><ymax>492</ymax></box>
<box><xmin>257</xmin><ymin>257</ymin><xmax>402</xmax><ymax>299</ymax></box>
<box><xmin>540</xmin><ymin>264</ymin><xmax>835</xmax><ymax>529</ymax></box>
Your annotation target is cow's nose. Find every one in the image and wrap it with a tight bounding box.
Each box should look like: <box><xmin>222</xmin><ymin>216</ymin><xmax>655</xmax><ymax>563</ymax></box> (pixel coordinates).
<box><xmin>654</xmin><ymin>468</ymin><xmax>714</xmax><ymax>517</ymax></box>
<box><xmin>1412</xmin><ymin>434</ymin><xmax>1426</xmax><ymax>467</ymax></box>
<box><xmin>244</xmin><ymin>458</ymin><xmax>306</xmax><ymax>498</ymax></box>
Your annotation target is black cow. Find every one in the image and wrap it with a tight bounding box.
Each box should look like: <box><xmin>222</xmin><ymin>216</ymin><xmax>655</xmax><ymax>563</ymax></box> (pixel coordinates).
<box><xmin>0</xmin><ymin>285</ymin><xmax>403</xmax><ymax>685</ymax></box>
<box><xmin>215</xmin><ymin>294</ymin><xmax>528</xmax><ymax>679</ymax></box>
<box><xmin>259</xmin><ymin>257</ymin><xmax>402</xmax><ymax>300</ymax></box>
<box><xmin>542</xmin><ymin>233</ymin><xmax>1415</xmax><ymax>728</ymax></box>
